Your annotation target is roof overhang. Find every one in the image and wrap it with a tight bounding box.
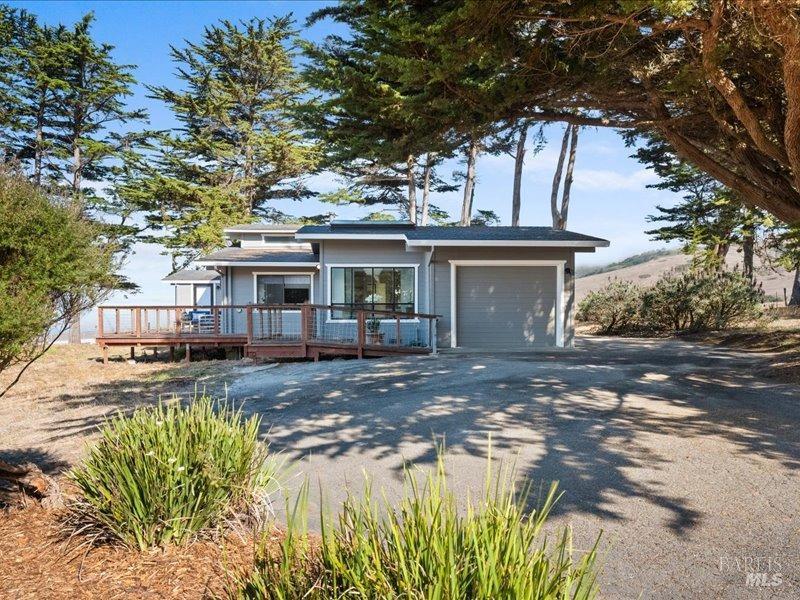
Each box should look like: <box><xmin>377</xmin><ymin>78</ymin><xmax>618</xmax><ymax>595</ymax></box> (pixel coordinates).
<box><xmin>194</xmin><ymin>260</ymin><xmax>320</xmax><ymax>267</ymax></box>
<box><xmin>294</xmin><ymin>233</ymin><xmax>407</xmax><ymax>241</ymax></box>
<box><xmin>405</xmin><ymin>239</ymin><xmax>610</xmax><ymax>248</ymax></box>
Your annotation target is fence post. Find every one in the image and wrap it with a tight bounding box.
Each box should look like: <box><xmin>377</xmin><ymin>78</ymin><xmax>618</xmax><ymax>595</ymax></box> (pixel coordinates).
<box><xmin>246</xmin><ymin>306</ymin><xmax>253</xmax><ymax>344</ymax></box>
<box><xmin>396</xmin><ymin>315</ymin><xmax>401</xmax><ymax>346</ymax></box>
<box><xmin>357</xmin><ymin>310</ymin><xmax>365</xmax><ymax>358</ymax></box>
<box><xmin>97</xmin><ymin>307</ymin><xmax>104</xmax><ymax>338</ymax></box>
<box><xmin>301</xmin><ymin>304</ymin><xmax>310</xmax><ymax>342</ymax></box>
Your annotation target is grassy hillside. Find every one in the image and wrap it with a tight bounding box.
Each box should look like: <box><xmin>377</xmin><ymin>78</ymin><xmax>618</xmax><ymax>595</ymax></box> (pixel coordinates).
<box><xmin>576</xmin><ymin>248</ymin><xmax>679</xmax><ymax>278</ymax></box>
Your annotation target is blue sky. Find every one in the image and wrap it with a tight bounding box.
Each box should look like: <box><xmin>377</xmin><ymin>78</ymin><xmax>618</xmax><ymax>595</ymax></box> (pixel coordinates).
<box><xmin>14</xmin><ymin>0</ymin><xmax>682</xmax><ymax>305</ymax></box>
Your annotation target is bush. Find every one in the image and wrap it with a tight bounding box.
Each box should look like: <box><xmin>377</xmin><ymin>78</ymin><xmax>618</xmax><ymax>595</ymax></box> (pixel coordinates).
<box><xmin>577</xmin><ymin>280</ymin><xmax>642</xmax><ymax>334</ymax></box>
<box><xmin>640</xmin><ymin>270</ymin><xmax>762</xmax><ymax>332</ymax></box>
<box><xmin>579</xmin><ymin>270</ymin><xmax>763</xmax><ymax>335</ymax></box>
<box><xmin>69</xmin><ymin>396</ymin><xmax>280</xmax><ymax>549</ymax></box>
<box><xmin>235</xmin><ymin>452</ymin><xmax>600</xmax><ymax>599</ymax></box>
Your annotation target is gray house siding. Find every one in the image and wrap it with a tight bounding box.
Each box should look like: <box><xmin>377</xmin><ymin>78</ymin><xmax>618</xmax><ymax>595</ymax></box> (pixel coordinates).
<box><xmin>431</xmin><ymin>247</ymin><xmax>575</xmax><ymax>348</ymax></box>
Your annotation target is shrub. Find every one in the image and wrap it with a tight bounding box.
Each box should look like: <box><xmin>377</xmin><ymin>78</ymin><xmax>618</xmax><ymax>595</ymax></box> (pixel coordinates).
<box><xmin>640</xmin><ymin>270</ymin><xmax>762</xmax><ymax>333</ymax></box>
<box><xmin>235</xmin><ymin>452</ymin><xmax>600</xmax><ymax>599</ymax></box>
<box><xmin>69</xmin><ymin>396</ymin><xmax>280</xmax><ymax>549</ymax></box>
<box><xmin>577</xmin><ymin>280</ymin><xmax>642</xmax><ymax>334</ymax></box>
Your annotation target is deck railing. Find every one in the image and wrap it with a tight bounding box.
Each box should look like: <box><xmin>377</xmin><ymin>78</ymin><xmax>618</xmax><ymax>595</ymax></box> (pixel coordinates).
<box><xmin>98</xmin><ymin>304</ymin><xmax>439</xmax><ymax>353</ymax></box>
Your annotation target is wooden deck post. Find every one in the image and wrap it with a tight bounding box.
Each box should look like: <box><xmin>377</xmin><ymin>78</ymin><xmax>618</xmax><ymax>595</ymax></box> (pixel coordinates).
<box><xmin>102</xmin><ymin>344</ymin><xmax>108</xmax><ymax>365</ymax></box>
<box><xmin>130</xmin><ymin>346</ymin><xmax>135</xmax><ymax>360</ymax></box>
<box><xmin>115</xmin><ymin>308</ymin><xmax>120</xmax><ymax>335</ymax></box>
<box><xmin>357</xmin><ymin>310</ymin><xmax>365</xmax><ymax>359</ymax></box>
<box><xmin>246</xmin><ymin>306</ymin><xmax>253</xmax><ymax>345</ymax></box>
<box><xmin>134</xmin><ymin>308</ymin><xmax>141</xmax><ymax>338</ymax></box>
<box><xmin>169</xmin><ymin>346</ymin><xmax>175</xmax><ymax>362</ymax></box>
<box><xmin>185</xmin><ymin>343</ymin><xmax>191</xmax><ymax>363</ymax></box>
<box><xmin>213</xmin><ymin>307</ymin><xmax>220</xmax><ymax>335</ymax></box>
<box><xmin>396</xmin><ymin>315</ymin><xmax>401</xmax><ymax>347</ymax></box>
<box><xmin>97</xmin><ymin>307</ymin><xmax>104</xmax><ymax>338</ymax></box>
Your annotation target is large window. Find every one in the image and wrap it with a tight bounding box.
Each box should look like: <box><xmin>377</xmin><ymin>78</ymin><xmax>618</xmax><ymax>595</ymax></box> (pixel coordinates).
<box><xmin>255</xmin><ymin>274</ymin><xmax>311</xmax><ymax>305</ymax></box>
<box><xmin>330</xmin><ymin>266</ymin><xmax>415</xmax><ymax>319</ymax></box>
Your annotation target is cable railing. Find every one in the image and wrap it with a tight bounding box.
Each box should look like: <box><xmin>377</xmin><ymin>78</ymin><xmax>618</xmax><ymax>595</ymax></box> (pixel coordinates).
<box><xmin>248</xmin><ymin>304</ymin><xmax>439</xmax><ymax>352</ymax></box>
<box><xmin>98</xmin><ymin>304</ymin><xmax>439</xmax><ymax>353</ymax></box>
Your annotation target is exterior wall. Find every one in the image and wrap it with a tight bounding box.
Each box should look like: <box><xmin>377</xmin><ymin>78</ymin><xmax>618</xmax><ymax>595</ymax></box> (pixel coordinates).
<box><xmin>431</xmin><ymin>247</ymin><xmax>576</xmax><ymax>348</ymax></box>
<box><xmin>174</xmin><ymin>284</ymin><xmax>193</xmax><ymax>306</ymax></box>
<box><xmin>318</xmin><ymin>240</ymin><xmax>431</xmax><ymax>346</ymax></box>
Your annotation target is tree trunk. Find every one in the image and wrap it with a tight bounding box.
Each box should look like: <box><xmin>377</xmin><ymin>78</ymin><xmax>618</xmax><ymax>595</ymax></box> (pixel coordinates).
<box><xmin>551</xmin><ymin>125</ymin><xmax>571</xmax><ymax>229</ymax></box>
<box><xmin>790</xmin><ymin>265</ymin><xmax>800</xmax><ymax>306</ymax></box>
<box><xmin>421</xmin><ymin>153</ymin><xmax>433</xmax><ymax>225</ymax></box>
<box><xmin>742</xmin><ymin>224</ymin><xmax>755</xmax><ymax>280</ymax></box>
<box><xmin>68</xmin><ymin>141</ymin><xmax>83</xmax><ymax>344</ymax></box>
<box><xmin>558</xmin><ymin>125</ymin><xmax>579</xmax><ymax>230</ymax></box>
<box><xmin>407</xmin><ymin>154</ymin><xmax>417</xmax><ymax>224</ymax></box>
<box><xmin>460</xmin><ymin>139</ymin><xmax>478</xmax><ymax>226</ymax></box>
<box><xmin>511</xmin><ymin>122</ymin><xmax>529</xmax><ymax>227</ymax></box>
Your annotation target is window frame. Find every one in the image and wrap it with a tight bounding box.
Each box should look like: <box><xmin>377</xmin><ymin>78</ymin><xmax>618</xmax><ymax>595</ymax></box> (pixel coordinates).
<box><xmin>326</xmin><ymin>263</ymin><xmax>419</xmax><ymax>323</ymax></box>
<box><xmin>252</xmin><ymin>272</ymin><xmax>315</xmax><ymax>310</ymax></box>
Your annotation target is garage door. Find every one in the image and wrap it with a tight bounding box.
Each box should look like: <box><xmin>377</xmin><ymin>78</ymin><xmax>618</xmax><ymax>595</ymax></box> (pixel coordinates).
<box><xmin>456</xmin><ymin>265</ymin><xmax>557</xmax><ymax>348</ymax></box>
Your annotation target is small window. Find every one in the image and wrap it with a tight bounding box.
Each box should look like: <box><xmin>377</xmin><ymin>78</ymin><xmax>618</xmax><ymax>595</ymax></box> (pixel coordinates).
<box><xmin>255</xmin><ymin>274</ymin><xmax>311</xmax><ymax>305</ymax></box>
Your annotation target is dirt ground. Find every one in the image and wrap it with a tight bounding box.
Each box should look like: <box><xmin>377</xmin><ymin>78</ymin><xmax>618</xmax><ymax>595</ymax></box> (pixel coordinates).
<box><xmin>0</xmin><ymin>344</ymin><xmax>264</xmax><ymax>469</ymax></box>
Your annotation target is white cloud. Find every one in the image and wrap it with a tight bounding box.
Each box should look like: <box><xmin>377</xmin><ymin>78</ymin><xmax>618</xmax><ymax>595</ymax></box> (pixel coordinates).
<box><xmin>573</xmin><ymin>168</ymin><xmax>658</xmax><ymax>191</ymax></box>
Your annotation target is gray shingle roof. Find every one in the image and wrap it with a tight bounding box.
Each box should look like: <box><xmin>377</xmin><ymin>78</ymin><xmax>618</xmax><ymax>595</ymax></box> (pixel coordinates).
<box><xmin>196</xmin><ymin>247</ymin><xmax>319</xmax><ymax>264</ymax></box>
<box><xmin>162</xmin><ymin>269</ymin><xmax>221</xmax><ymax>282</ymax></box>
<box><xmin>296</xmin><ymin>225</ymin><xmax>609</xmax><ymax>245</ymax></box>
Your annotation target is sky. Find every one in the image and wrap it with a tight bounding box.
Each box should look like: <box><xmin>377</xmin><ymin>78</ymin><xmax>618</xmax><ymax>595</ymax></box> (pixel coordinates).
<box><xmin>14</xmin><ymin>0</ymin><xmax>683</xmax><ymax>306</ymax></box>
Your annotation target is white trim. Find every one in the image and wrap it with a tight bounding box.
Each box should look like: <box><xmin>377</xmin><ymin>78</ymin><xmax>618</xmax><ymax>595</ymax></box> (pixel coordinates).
<box><xmin>448</xmin><ymin>260</ymin><xmax>566</xmax><ymax>348</ymax></box>
<box><xmin>407</xmin><ymin>239</ymin><xmax>608</xmax><ymax>248</ymax></box>
<box><xmin>325</xmin><ymin>263</ymin><xmax>419</xmax><ymax>323</ymax></box>
<box><xmin>195</xmin><ymin>260</ymin><xmax>320</xmax><ymax>267</ymax></box>
<box><xmin>166</xmin><ymin>279</ymin><xmax>220</xmax><ymax>285</ymax></box>
<box><xmin>252</xmin><ymin>271</ymin><xmax>315</xmax><ymax>310</ymax></box>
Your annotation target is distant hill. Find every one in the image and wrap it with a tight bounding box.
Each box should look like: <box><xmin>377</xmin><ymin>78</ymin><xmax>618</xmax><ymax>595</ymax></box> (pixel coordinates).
<box><xmin>575</xmin><ymin>248</ymin><xmax>679</xmax><ymax>278</ymax></box>
<box><xmin>575</xmin><ymin>247</ymin><xmax>794</xmax><ymax>305</ymax></box>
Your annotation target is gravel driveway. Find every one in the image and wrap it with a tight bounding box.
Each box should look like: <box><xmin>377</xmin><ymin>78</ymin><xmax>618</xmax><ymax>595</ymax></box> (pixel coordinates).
<box><xmin>230</xmin><ymin>337</ymin><xmax>800</xmax><ymax>599</ymax></box>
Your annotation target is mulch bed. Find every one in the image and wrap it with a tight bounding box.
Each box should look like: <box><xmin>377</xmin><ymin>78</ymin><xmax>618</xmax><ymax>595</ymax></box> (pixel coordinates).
<box><xmin>0</xmin><ymin>505</ymin><xmax>256</xmax><ymax>599</ymax></box>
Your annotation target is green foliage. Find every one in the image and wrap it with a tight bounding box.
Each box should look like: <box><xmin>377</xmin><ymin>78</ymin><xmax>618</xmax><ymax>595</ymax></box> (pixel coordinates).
<box><xmin>640</xmin><ymin>270</ymin><xmax>763</xmax><ymax>332</ymax></box>
<box><xmin>235</xmin><ymin>451</ymin><xmax>600</xmax><ymax>599</ymax></box>
<box><xmin>125</xmin><ymin>16</ymin><xmax>317</xmax><ymax>266</ymax></box>
<box><xmin>0</xmin><ymin>7</ymin><xmax>148</xmax><ymax>273</ymax></box>
<box><xmin>577</xmin><ymin>281</ymin><xmax>643</xmax><ymax>335</ymax></box>
<box><xmin>69</xmin><ymin>396</ymin><xmax>281</xmax><ymax>550</ymax></box>
<box><xmin>0</xmin><ymin>167</ymin><xmax>118</xmax><ymax>387</ymax></box>
<box><xmin>579</xmin><ymin>270</ymin><xmax>763</xmax><ymax>335</ymax></box>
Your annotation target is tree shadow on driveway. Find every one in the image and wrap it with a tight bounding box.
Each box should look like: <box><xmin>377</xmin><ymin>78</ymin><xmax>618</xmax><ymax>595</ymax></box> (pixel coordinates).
<box><xmin>230</xmin><ymin>337</ymin><xmax>800</xmax><ymax>538</ymax></box>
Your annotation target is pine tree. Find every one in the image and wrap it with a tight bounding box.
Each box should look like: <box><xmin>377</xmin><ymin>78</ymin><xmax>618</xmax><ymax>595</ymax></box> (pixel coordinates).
<box><xmin>129</xmin><ymin>17</ymin><xmax>316</xmax><ymax>265</ymax></box>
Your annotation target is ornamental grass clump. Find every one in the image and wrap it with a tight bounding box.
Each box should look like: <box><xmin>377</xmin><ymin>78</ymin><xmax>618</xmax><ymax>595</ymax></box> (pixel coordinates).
<box><xmin>235</xmin><ymin>450</ymin><xmax>600</xmax><ymax>599</ymax></box>
<box><xmin>69</xmin><ymin>396</ymin><xmax>280</xmax><ymax>549</ymax></box>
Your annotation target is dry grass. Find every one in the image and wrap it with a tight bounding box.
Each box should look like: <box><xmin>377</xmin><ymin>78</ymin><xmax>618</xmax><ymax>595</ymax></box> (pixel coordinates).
<box><xmin>0</xmin><ymin>344</ymin><xmax>246</xmax><ymax>472</ymax></box>
<box><xmin>0</xmin><ymin>505</ymin><xmax>256</xmax><ymax>599</ymax></box>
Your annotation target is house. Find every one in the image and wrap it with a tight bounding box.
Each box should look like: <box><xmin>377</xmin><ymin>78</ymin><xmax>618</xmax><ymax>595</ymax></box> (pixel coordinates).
<box><xmin>162</xmin><ymin>221</ymin><xmax>609</xmax><ymax>351</ymax></box>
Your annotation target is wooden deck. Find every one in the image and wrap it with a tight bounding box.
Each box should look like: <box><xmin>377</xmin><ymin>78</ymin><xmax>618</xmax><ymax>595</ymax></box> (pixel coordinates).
<box><xmin>96</xmin><ymin>304</ymin><xmax>438</xmax><ymax>363</ymax></box>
